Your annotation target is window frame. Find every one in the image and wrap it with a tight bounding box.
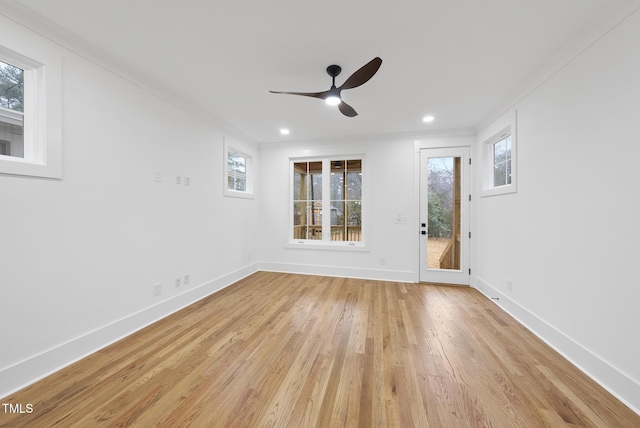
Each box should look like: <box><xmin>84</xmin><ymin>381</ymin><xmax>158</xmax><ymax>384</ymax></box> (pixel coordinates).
<box><xmin>480</xmin><ymin>114</ymin><xmax>517</xmax><ymax>197</ymax></box>
<box><xmin>223</xmin><ymin>137</ymin><xmax>254</xmax><ymax>199</ymax></box>
<box><xmin>0</xmin><ymin>41</ymin><xmax>62</xmax><ymax>179</ymax></box>
<box><xmin>287</xmin><ymin>154</ymin><xmax>369</xmax><ymax>251</ymax></box>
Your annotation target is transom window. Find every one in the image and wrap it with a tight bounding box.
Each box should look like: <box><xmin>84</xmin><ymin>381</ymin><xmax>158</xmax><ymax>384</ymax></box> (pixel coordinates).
<box><xmin>292</xmin><ymin>158</ymin><xmax>363</xmax><ymax>244</ymax></box>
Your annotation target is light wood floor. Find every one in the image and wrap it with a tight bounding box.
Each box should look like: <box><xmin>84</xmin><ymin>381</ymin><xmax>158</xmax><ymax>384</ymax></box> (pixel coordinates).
<box><xmin>2</xmin><ymin>272</ymin><xmax>638</xmax><ymax>427</ymax></box>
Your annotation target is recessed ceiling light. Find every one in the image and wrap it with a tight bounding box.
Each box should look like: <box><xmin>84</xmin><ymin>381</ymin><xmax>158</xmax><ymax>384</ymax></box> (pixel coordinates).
<box><xmin>422</xmin><ymin>115</ymin><xmax>435</xmax><ymax>123</ymax></box>
<box><xmin>280</xmin><ymin>128</ymin><xmax>290</xmax><ymax>135</ymax></box>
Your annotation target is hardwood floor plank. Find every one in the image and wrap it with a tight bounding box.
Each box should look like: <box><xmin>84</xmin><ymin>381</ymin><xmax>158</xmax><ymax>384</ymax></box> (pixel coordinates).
<box><xmin>2</xmin><ymin>272</ymin><xmax>639</xmax><ymax>428</ymax></box>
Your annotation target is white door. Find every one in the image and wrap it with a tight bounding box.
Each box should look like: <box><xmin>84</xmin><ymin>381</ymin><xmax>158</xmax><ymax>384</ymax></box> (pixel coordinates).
<box><xmin>419</xmin><ymin>147</ymin><xmax>470</xmax><ymax>285</ymax></box>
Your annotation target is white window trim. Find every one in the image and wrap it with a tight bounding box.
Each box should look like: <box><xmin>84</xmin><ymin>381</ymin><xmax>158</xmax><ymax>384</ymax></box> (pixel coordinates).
<box><xmin>0</xmin><ymin>39</ymin><xmax>62</xmax><ymax>179</ymax></box>
<box><xmin>480</xmin><ymin>111</ymin><xmax>517</xmax><ymax>197</ymax></box>
<box><xmin>223</xmin><ymin>137</ymin><xmax>254</xmax><ymax>199</ymax></box>
<box><xmin>286</xmin><ymin>153</ymin><xmax>370</xmax><ymax>252</ymax></box>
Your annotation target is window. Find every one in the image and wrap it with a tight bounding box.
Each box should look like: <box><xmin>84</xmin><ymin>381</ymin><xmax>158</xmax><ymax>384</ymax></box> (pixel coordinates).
<box><xmin>293</xmin><ymin>161</ymin><xmax>323</xmax><ymax>240</ymax></box>
<box><xmin>223</xmin><ymin>137</ymin><xmax>254</xmax><ymax>198</ymax></box>
<box><xmin>0</xmin><ymin>41</ymin><xmax>61</xmax><ymax>179</ymax></box>
<box><xmin>481</xmin><ymin>119</ymin><xmax>517</xmax><ymax>197</ymax></box>
<box><xmin>291</xmin><ymin>157</ymin><xmax>364</xmax><ymax>247</ymax></box>
<box><xmin>0</xmin><ymin>60</ymin><xmax>24</xmax><ymax>159</ymax></box>
<box><xmin>227</xmin><ymin>151</ymin><xmax>247</xmax><ymax>192</ymax></box>
<box><xmin>492</xmin><ymin>134</ymin><xmax>512</xmax><ymax>187</ymax></box>
<box><xmin>330</xmin><ymin>160</ymin><xmax>362</xmax><ymax>242</ymax></box>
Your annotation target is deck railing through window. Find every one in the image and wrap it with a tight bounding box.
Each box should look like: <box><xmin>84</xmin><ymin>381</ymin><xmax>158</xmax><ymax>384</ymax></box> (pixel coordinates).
<box><xmin>293</xmin><ymin>225</ymin><xmax>362</xmax><ymax>242</ymax></box>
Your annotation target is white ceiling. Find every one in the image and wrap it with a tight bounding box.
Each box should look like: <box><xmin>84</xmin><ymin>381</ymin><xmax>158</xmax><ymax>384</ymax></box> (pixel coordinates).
<box><xmin>9</xmin><ymin>0</ymin><xmax>618</xmax><ymax>144</ymax></box>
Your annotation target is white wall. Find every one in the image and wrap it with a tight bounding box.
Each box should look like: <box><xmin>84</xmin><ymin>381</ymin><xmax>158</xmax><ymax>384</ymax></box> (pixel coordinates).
<box><xmin>258</xmin><ymin>133</ymin><xmax>474</xmax><ymax>282</ymax></box>
<box><xmin>0</xmin><ymin>15</ymin><xmax>260</xmax><ymax>398</ymax></box>
<box><xmin>259</xmin><ymin>138</ymin><xmax>418</xmax><ymax>281</ymax></box>
<box><xmin>474</xmin><ymin>8</ymin><xmax>640</xmax><ymax>412</ymax></box>
<box><xmin>2</xmin><ymin>1</ymin><xmax>639</xmax><ymax>415</ymax></box>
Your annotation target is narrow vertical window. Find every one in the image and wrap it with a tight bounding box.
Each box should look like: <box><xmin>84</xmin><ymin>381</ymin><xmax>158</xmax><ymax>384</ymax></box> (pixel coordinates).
<box><xmin>227</xmin><ymin>151</ymin><xmax>247</xmax><ymax>192</ymax></box>
<box><xmin>0</xmin><ymin>60</ymin><xmax>24</xmax><ymax>159</ymax></box>
<box><xmin>481</xmin><ymin>119</ymin><xmax>516</xmax><ymax>197</ymax></box>
<box><xmin>493</xmin><ymin>135</ymin><xmax>511</xmax><ymax>187</ymax></box>
<box><xmin>293</xmin><ymin>161</ymin><xmax>323</xmax><ymax>240</ymax></box>
<box><xmin>330</xmin><ymin>160</ymin><xmax>362</xmax><ymax>242</ymax></box>
<box><xmin>223</xmin><ymin>140</ymin><xmax>254</xmax><ymax>198</ymax></box>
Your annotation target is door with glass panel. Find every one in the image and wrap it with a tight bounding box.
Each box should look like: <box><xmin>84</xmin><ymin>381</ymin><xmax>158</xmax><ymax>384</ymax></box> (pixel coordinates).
<box><xmin>419</xmin><ymin>147</ymin><xmax>470</xmax><ymax>285</ymax></box>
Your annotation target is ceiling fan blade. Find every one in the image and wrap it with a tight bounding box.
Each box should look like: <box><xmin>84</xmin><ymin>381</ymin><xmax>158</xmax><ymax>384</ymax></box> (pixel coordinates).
<box><xmin>338</xmin><ymin>57</ymin><xmax>382</xmax><ymax>91</ymax></box>
<box><xmin>338</xmin><ymin>101</ymin><xmax>358</xmax><ymax>117</ymax></box>
<box><xmin>269</xmin><ymin>90</ymin><xmax>329</xmax><ymax>99</ymax></box>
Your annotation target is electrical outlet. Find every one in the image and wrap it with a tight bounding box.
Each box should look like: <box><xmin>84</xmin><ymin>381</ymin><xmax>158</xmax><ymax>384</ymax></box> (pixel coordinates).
<box><xmin>380</xmin><ymin>257</ymin><xmax>386</xmax><ymax>265</ymax></box>
<box><xmin>184</xmin><ymin>274</ymin><xmax>190</xmax><ymax>285</ymax></box>
<box><xmin>176</xmin><ymin>175</ymin><xmax>182</xmax><ymax>185</ymax></box>
<box><xmin>175</xmin><ymin>277</ymin><xmax>181</xmax><ymax>288</ymax></box>
<box><xmin>154</xmin><ymin>283</ymin><xmax>162</xmax><ymax>296</ymax></box>
<box><xmin>184</xmin><ymin>177</ymin><xmax>190</xmax><ymax>186</ymax></box>
<box><xmin>155</xmin><ymin>171</ymin><xmax>162</xmax><ymax>182</ymax></box>
<box><xmin>507</xmin><ymin>279</ymin><xmax>513</xmax><ymax>291</ymax></box>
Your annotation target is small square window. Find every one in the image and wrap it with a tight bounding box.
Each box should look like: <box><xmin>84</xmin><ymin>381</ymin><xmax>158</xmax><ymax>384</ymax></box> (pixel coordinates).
<box><xmin>481</xmin><ymin>119</ymin><xmax>517</xmax><ymax>197</ymax></box>
<box><xmin>227</xmin><ymin>151</ymin><xmax>247</xmax><ymax>192</ymax></box>
<box><xmin>492</xmin><ymin>135</ymin><xmax>511</xmax><ymax>187</ymax></box>
<box><xmin>0</xmin><ymin>60</ymin><xmax>25</xmax><ymax>159</ymax></box>
<box><xmin>0</xmin><ymin>42</ymin><xmax>62</xmax><ymax>179</ymax></box>
<box><xmin>223</xmin><ymin>138</ymin><xmax>254</xmax><ymax>199</ymax></box>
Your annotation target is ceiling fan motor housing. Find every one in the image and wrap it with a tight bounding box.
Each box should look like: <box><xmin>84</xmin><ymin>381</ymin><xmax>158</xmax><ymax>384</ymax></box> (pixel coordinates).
<box><xmin>326</xmin><ymin>65</ymin><xmax>342</xmax><ymax>78</ymax></box>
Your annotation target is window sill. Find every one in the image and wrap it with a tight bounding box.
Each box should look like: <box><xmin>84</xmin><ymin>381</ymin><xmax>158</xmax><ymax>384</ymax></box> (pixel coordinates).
<box><xmin>480</xmin><ymin>183</ymin><xmax>516</xmax><ymax>197</ymax></box>
<box><xmin>0</xmin><ymin>154</ymin><xmax>62</xmax><ymax>179</ymax></box>
<box><xmin>223</xmin><ymin>189</ymin><xmax>254</xmax><ymax>199</ymax></box>
<box><xmin>285</xmin><ymin>241</ymin><xmax>369</xmax><ymax>252</ymax></box>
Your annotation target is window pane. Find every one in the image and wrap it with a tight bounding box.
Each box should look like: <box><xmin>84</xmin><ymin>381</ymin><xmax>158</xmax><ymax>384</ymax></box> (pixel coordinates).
<box><xmin>235</xmin><ymin>177</ymin><xmax>246</xmax><ymax>191</ymax></box>
<box><xmin>293</xmin><ymin>201</ymin><xmax>305</xmax><ymax>238</ymax></box>
<box><xmin>505</xmin><ymin>135</ymin><xmax>512</xmax><ymax>161</ymax></box>
<box><xmin>0</xmin><ymin>61</ymin><xmax>25</xmax><ymax>159</ymax></box>
<box><xmin>494</xmin><ymin>139</ymin><xmax>506</xmax><ymax>164</ymax></box>
<box><xmin>347</xmin><ymin>201</ymin><xmax>362</xmax><ymax>226</ymax></box>
<box><xmin>330</xmin><ymin>162</ymin><xmax>344</xmax><ymax>200</ymax></box>
<box><xmin>308</xmin><ymin>161</ymin><xmax>322</xmax><ymax>200</ymax></box>
<box><xmin>293</xmin><ymin>161</ymin><xmax>322</xmax><ymax>240</ymax></box>
<box><xmin>330</xmin><ymin>160</ymin><xmax>363</xmax><ymax>242</ymax></box>
<box><xmin>506</xmin><ymin>161</ymin><xmax>512</xmax><ymax>185</ymax></box>
<box><xmin>331</xmin><ymin>201</ymin><xmax>344</xmax><ymax>226</ymax></box>
<box><xmin>0</xmin><ymin>61</ymin><xmax>23</xmax><ymax>112</ymax></box>
<box><xmin>227</xmin><ymin>152</ymin><xmax>247</xmax><ymax>191</ymax></box>
<box><xmin>494</xmin><ymin>162</ymin><xmax>506</xmax><ymax>187</ymax></box>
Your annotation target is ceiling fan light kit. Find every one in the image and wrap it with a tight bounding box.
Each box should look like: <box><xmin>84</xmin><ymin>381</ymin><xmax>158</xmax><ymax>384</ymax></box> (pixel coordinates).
<box><xmin>270</xmin><ymin>57</ymin><xmax>382</xmax><ymax>117</ymax></box>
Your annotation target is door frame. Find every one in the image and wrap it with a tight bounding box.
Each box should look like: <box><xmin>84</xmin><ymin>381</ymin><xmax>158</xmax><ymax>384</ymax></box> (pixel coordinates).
<box><xmin>413</xmin><ymin>137</ymin><xmax>474</xmax><ymax>285</ymax></box>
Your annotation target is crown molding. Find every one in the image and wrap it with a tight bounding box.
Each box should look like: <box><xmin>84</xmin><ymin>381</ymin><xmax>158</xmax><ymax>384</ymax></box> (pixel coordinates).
<box><xmin>259</xmin><ymin>127</ymin><xmax>476</xmax><ymax>150</ymax></box>
<box><xmin>475</xmin><ymin>0</ymin><xmax>640</xmax><ymax>133</ymax></box>
<box><xmin>0</xmin><ymin>0</ymin><xmax>259</xmax><ymax>147</ymax></box>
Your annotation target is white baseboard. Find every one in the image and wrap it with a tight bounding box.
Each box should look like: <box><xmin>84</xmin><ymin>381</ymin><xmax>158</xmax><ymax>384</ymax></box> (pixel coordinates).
<box><xmin>474</xmin><ymin>276</ymin><xmax>640</xmax><ymax>416</ymax></box>
<box><xmin>259</xmin><ymin>261</ymin><xmax>415</xmax><ymax>283</ymax></box>
<box><xmin>0</xmin><ymin>263</ymin><xmax>259</xmax><ymax>400</ymax></box>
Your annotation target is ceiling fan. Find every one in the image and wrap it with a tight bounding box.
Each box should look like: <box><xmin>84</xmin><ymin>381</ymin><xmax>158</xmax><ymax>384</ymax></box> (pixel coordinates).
<box><xmin>270</xmin><ymin>57</ymin><xmax>382</xmax><ymax>117</ymax></box>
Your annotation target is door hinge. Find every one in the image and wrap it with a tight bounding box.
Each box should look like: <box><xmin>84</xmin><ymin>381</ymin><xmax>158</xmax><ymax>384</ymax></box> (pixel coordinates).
<box><xmin>469</xmin><ymin>268</ymin><xmax>471</xmax><ymax>275</ymax></box>
<box><xmin>469</xmin><ymin>231</ymin><xmax>471</xmax><ymax>239</ymax></box>
<box><xmin>469</xmin><ymin>194</ymin><xmax>471</xmax><ymax>202</ymax></box>
<box><xmin>469</xmin><ymin>158</ymin><xmax>472</xmax><ymax>165</ymax></box>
